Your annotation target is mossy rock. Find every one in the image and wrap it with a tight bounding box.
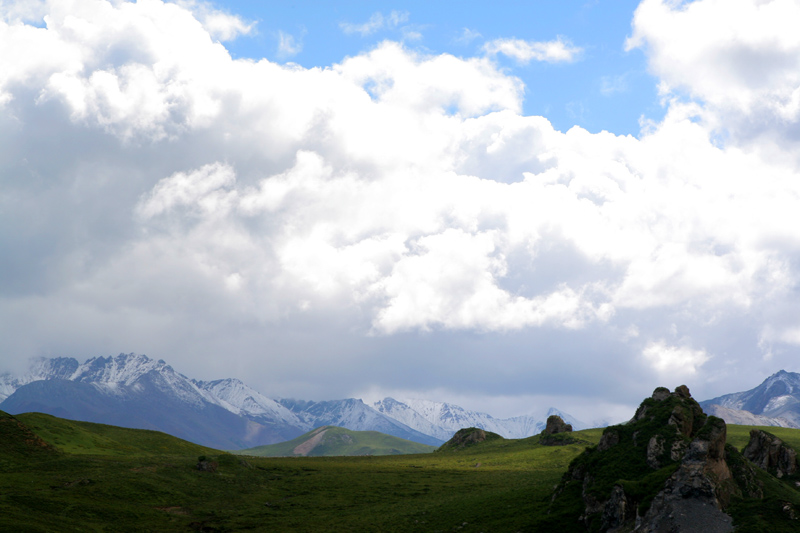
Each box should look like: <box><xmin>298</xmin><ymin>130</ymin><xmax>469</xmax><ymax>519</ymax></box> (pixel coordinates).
<box><xmin>437</xmin><ymin>427</ymin><xmax>503</xmax><ymax>451</ymax></box>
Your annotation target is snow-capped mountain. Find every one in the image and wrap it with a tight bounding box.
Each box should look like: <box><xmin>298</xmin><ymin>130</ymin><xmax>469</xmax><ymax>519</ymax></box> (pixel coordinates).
<box><xmin>1</xmin><ymin>353</ymin><xmax>591</xmax><ymax>449</ymax></box>
<box><xmin>0</xmin><ymin>353</ymin><xmax>303</xmax><ymax>449</ymax></box>
<box><xmin>700</xmin><ymin>370</ymin><xmax>800</xmax><ymax>428</ymax></box>
<box><xmin>372</xmin><ymin>398</ymin><xmax>589</xmax><ymax>441</ymax></box>
<box><xmin>0</xmin><ymin>354</ymin><xmax>441</xmax><ymax>448</ymax></box>
<box><xmin>194</xmin><ymin>378</ymin><xmax>303</xmax><ymax>428</ymax></box>
<box><xmin>278</xmin><ymin>398</ymin><xmax>442</xmax><ymax>446</ymax></box>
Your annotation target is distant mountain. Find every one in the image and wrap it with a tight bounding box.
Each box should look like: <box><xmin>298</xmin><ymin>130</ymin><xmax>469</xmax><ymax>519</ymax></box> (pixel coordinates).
<box><xmin>0</xmin><ymin>353</ymin><xmax>587</xmax><ymax>448</ymax></box>
<box><xmin>0</xmin><ymin>354</ymin><xmax>442</xmax><ymax>447</ymax></box>
<box><xmin>240</xmin><ymin>425</ymin><xmax>436</xmax><ymax>457</ymax></box>
<box><xmin>0</xmin><ymin>354</ymin><xmax>301</xmax><ymax>449</ymax></box>
<box><xmin>703</xmin><ymin>404</ymin><xmax>792</xmax><ymax>427</ymax></box>
<box><xmin>372</xmin><ymin>398</ymin><xmax>589</xmax><ymax>441</ymax></box>
<box><xmin>700</xmin><ymin>370</ymin><xmax>800</xmax><ymax>427</ymax></box>
<box><xmin>278</xmin><ymin>398</ymin><xmax>442</xmax><ymax>446</ymax></box>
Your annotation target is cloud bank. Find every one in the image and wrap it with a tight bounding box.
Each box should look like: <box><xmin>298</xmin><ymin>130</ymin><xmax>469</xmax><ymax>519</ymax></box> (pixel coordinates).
<box><xmin>2</xmin><ymin>0</ymin><xmax>800</xmax><ymax>418</ymax></box>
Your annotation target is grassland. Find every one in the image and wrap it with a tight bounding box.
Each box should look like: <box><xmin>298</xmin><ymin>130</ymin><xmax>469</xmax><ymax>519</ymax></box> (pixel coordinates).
<box><xmin>240</xmin><ymin>425</ymin><xmax>436</xmax><ymax>457</ymax></box>
<box><xmin>1</xmin><ymin>410</ymin><xmax>604</xmax><ymax>532</ymax></box>
<box><xmin>3</xmin><ymin>411</ymin><xmax>800</xmax><ymax>532</ymax></box>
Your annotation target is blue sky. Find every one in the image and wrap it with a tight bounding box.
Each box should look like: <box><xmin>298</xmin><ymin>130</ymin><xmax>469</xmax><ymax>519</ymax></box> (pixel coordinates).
<box><xmin>2</xmin><ymin>0</ymin><xmax>800</xmax><ymax>423</ymax></box>
<box><xmin>222</xmin><ymin>0</ymin><xmax>661</xmax><ymax>135</ymax></box>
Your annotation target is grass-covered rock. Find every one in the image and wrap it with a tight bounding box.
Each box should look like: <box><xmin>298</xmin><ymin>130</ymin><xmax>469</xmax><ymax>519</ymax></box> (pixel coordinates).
<box><xmin>437</xmin><ymin>427</ymin><xmax>504</xmax><ymax>451</ymax></box>
<box><xmin>550</xmin><ymin>386</ymin><xmax>735</xmax><ymax>531</ymax></box>
<box><xmin>549</xmin><ymin>387</ymin><xmax>800</xmax><ymax>532</ymax></box>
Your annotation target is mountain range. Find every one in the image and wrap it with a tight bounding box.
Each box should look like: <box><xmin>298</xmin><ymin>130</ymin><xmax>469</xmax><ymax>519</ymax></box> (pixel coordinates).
<box><xmin>0</xmin><ymin>353</ymin><xmax>587</xmax><ymax>450</ymax></box>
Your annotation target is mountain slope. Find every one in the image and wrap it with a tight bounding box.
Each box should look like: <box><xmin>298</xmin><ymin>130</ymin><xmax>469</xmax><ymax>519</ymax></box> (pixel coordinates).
<box><xmin>700</xmin><ymin>370</ymin><xmax>800</xmax><ymax>427</ymax></box>
<box><xmin>240</xmin><ymin>425</ymin><xmax>435</xmax><ymax>457</ymax></box>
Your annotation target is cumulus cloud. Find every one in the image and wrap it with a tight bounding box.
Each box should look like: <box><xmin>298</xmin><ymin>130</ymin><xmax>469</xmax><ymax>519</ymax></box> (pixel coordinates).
<box><xmin>627</xmin><ymin>0</ymin><xmax>800</xmax><ymax>147</ymax></box>
<box><xmin>483</xmin><ymin>37</ymin><xmax>582</xmax><ymax>63</ymax></box>
<box><xmin>3</xmin><ymin>0</ymin><xmax>800</xmax><ymax>411</ymax></box>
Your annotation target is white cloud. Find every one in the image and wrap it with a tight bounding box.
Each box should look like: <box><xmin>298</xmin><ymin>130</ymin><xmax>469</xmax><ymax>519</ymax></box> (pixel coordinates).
<box><xmin>627</xmin><ymin>0</ymin><xmax>800</xmax><ymax>147</ymax></box>
<box><xmin>4</xmin><ymin>0</ymin><xmax>800</xmax><ymax>407</ymax></box>
<box><xmin>454</xmin><ymin>28</ymin><xmax>482</xmax><ymax>45</ymax></box>
<box><xmin>340</xmin><ymin>10</ymin><xmax>409</xmax><ymax>36</ymax></box>
<box><xmin>136</xmin><ymin>162</ymin><xmax>236</xmax><ymax>218</ymax></box>
<box><xmin>176</xmin><ymin>1</ymin><xmax>255</xmax><ymax>42</ymax></box>
<box><xmin>643</xmin><ymin>342</ymin><xmax>710</xmax><ymax>376</ymax></box>
<box><xmin>277</xmin><ymin>29</ymin><xmax>303</xmax><ymax>57</ymax></box>
<box><xmin>483</xmin><ymin>37</ymin><xmax>582</xmax><ymax>64</ymax></box>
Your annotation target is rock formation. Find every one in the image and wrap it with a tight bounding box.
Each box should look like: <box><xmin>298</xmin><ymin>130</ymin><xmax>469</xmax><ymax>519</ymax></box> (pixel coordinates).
<box><xmin>437</xmin><ymin>427</ymin><xmax>502</xmax><ymax>451</ymax></box>
<box><xmin>544</xmin><ymin>415</ymin><xmax>573</xmax><ymax>435</ymax></box>
<box><xmin>549</xmin><ymin>385</ymin><xmax>758</xmax><ymax>532</ymax></box>
<box><xmin>539</xmin><ymin>414</ymin><xmax>578</xmax><ymax>446</ymax></box>
<box><xmin>743</xmin><ymin>429</ymin><xmax>798</xmax><ymax>479</ymax></box>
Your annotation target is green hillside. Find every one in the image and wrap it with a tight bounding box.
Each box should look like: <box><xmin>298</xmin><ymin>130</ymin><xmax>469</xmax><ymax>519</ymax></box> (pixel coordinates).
<box><xmin>0</xmin><ymin>411</ymin><xmax>60</xmax><ymax>467</ymax></box>
<box><xmin>239</xmin><ymin>425</ymin><xmax>436</xmax><ymax>457</ymax></box>
<box><xmin>16</xmin><ymin>412</ymin><xmax>218</xmax><ymax>456</ymax></box>
<box><xmin>4</xmin><ymin>408</ymin><xmax>800</xmax><ymax>532</ymax></box>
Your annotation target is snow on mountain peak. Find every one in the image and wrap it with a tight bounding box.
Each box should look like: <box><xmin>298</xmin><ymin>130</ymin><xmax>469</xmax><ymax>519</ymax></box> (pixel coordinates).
<box><xmin>764</xmin><ymin>370</ymin><xmax>800</xmax><ymax>393</ymax></box>
<box><xmin>72</xmin><ymin>353</ymin><xmax>170</xmax><ymax>386</ymax></box>
<box><xmin>194</xmin><ymin>378</ymin><xmax>301</xmax><ymax>426</ymax></box>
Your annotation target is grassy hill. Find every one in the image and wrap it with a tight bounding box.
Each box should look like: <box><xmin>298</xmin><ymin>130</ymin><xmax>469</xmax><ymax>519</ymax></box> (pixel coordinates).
<box><xmin>3</xmin><ymin>408</ymin><xmax>800</xmax><ymax>531</ymax></box>
<box><xmin>0</xmin><ymin>411</ymin><xmax>60</xmax><ymax>467</ymax></box>
<box><xmin>239</xmin><ymin>425</ymin><xmax>436</xmax><ymax>457</ymax></box>
<box><xmin>15</xmin><ymin>412</ymin><xmax>218</xmax><ymax>456</ymax></box>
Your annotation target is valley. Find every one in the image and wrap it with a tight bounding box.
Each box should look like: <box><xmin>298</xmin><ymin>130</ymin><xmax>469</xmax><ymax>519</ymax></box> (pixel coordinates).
<box><xmin>5</xmin><ymin>399</ymin><xmax>800</xmax><ymax>531</ymax></box>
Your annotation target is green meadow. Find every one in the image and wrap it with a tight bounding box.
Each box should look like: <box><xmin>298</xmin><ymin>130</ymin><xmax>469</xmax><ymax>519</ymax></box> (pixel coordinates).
<box><xmin>3</xmin><ymin>410</ymin><xmax>800</xmax><ymax>532</ymax></box>
<box><xmin>239</xmin><ymin>425</ymin><xmax>436</xmax><ymax>457</ymax></box>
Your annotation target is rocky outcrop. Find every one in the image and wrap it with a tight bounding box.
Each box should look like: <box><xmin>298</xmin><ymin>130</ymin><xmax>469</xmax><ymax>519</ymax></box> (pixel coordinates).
<box><xmin>550</xmin><ymin>385</ymin><xmax>743</xmax><ymax>532</ymax></box>
<box><xmin>544</xmin><ymin>415</ymin><xmax>573</xmax><ymax>435</ymax></box>
<box><xmin>539</xmin><ymin>415</ymin><xmax>578</xmax><ymax>446</ymax></box>
<box><xmin>438</xmin><ymin>427</ymin><xmax>502</xmax><ymax>451</ymax></box>
<box><xmin>743</xmin><ymin>429</ymin><xmax>798</xmax><ymax>478</ymax></box>
<box><xmin>639</xmin><ymin>416</ymin><xmax>735</xmax><ymax>532</ymax></box>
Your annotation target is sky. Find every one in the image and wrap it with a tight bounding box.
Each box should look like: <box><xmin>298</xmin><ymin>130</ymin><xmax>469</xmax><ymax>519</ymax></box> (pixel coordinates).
<box><xmin>2</xmin><ymin>0</ymin><xmax>800</xmax><ymax>424</ymax></box>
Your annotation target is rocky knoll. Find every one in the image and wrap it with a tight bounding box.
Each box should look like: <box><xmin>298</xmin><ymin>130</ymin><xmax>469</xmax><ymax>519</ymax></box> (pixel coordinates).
<box><xmin>549</xmin><ymin>385</ymin><xmax>763</xmax><ymax>532</ymax></box>
<box><xmin>437</xmin><ymin>427</ymin><xmax>502</xmax><ymax>451</ymax></box>
<box><xmin>540</xmin><ymin>414</ymin><xmax>578</xmax><ymax>446</ymax></box>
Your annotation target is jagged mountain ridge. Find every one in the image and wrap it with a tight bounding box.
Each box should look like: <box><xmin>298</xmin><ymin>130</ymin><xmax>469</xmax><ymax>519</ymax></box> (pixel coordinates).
<box><xmin>700</xmin><ymin>370</ymin><xmax>800</xmax><ymax>428</ymax></box>
<box><xmin>0</xmin><ymin>353</ymin><xmax>582</xmax><ymax>448</ymax></box>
